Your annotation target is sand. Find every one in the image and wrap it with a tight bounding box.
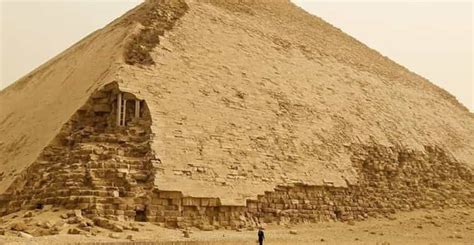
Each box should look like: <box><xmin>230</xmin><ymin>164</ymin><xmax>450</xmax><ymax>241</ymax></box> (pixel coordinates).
<box><xmin>0</xmin><ymin>208</ymin><xmax>473</xmax><ymax>244</ymax></box>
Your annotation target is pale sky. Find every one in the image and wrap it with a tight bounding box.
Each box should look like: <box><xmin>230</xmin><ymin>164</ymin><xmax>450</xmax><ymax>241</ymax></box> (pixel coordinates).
<box><xmin>0</xmin><ymin>0</ymin><xmax>473</xmax><ymax>111</ymax></box>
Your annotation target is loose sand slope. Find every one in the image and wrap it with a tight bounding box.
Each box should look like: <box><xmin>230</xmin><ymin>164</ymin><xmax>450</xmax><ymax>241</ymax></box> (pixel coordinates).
<box><xmin>0</xmin><ymin>0</ymin><xmax>473</xmax><ymax>205</ymax></box>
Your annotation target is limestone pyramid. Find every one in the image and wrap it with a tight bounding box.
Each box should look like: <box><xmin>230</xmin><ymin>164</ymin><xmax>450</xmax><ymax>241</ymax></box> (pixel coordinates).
<box><xmin>0</xmin><ymin>0</ymin><xmax>472</xmax><ymax>229</ymax></box>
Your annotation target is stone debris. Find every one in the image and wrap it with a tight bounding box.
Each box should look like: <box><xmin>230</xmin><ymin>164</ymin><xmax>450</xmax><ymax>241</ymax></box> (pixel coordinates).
<box><xmin>10</xmin><ymin>222</ymin><xmax>27</xmax><ymax>232</ymax></box>
<box><xmin>23</xmin><ymin>211</ymin><xmax>34</xmax><ymax>218</ymax></box>
<box><xmin>111</xmin><ymin>224</ymin><xmax>124</xmax><ymax>232</ymax></box>
<box><xmin>68</xmin><ymin>228</ymin><xmax>83</xmax><ymax>235</ymax></box>
<box><xmin>289</xmin><ymin>230</ymin><xmax>297</xmax><ymax>235</ymax></box>
<box><xmin>42</xmin><ymin>221</ymin><xmax>54</xmax><ymax>229</ymax></box>
<box><xmin>67</xmin><ymin>216</ymin><xmax>84</xmax><ymax>224</ymax></box>
<box><xmin>17</xmin><ymin>231</ymin><xmax>33</xmax><ymax>239</ymax></box>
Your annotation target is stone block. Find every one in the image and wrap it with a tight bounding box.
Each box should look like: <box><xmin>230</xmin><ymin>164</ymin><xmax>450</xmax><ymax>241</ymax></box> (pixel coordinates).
<box><xmin>182</xmin><ymin>197</ymin><xmax>200</xmax><ymax>206</ymax></box>
<box><xmin>93</xmin><ymin>104</ymin><xmax>111</xmax><ymax>112</ymax></box>
<box><xmin>159</xmin><ymin>191</ymin><xmax>182</xmax><ymax>199</ymax></box>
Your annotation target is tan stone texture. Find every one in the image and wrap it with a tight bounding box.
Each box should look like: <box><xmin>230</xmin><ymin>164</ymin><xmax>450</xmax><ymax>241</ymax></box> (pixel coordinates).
<box><xmin>0</xmin><ymin>0</ymin><xmax>473</xmax><ymax>230</ymax></box>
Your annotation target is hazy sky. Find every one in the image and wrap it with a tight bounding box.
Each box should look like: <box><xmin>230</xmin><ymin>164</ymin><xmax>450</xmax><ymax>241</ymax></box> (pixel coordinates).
<box><xmin>1</xmin><ymin>0</ymin><xmax>472</xmax><ymax>111</ymax></box>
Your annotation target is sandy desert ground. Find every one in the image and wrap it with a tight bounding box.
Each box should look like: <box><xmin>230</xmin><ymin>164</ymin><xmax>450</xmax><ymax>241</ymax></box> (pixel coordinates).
<box><xmin>0</xmin><ymin>207</ymin><xmax>472</xmax><ymax>244</ymax></box>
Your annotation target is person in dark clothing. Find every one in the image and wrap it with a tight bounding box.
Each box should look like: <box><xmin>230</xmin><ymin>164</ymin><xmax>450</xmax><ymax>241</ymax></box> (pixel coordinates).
<box><xmin>258</xmin><ymin>227</ymin><xmax>265</xmax><ymax>245</ymax></box>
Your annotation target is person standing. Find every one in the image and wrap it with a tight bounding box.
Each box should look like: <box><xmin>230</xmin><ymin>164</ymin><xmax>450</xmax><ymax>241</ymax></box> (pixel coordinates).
<box><xmin>258</xmin><ymin>227</ymin><xmax>265</xmax><ymax>245</ymax></box>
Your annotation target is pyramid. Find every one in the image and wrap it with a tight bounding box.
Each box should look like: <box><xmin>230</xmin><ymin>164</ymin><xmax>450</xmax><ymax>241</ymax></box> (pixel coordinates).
<box><xmin>0</xmin><ymin>0</ymin><xmax>472</xmax><ymax>229</ymax></box>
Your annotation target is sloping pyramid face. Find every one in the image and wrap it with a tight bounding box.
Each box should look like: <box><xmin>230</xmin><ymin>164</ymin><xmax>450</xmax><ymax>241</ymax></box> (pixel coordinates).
<box><xmin>0</xmin><ymin>0</ymin><xmax>472</xmax><ymax>229</ymax></box>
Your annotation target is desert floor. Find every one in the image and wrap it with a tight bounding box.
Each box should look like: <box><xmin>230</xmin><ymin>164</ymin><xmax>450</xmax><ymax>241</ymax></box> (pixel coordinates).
<box><xmin>0</xmin><ymin>207</ymin><xmax>472</xmax><ymax>245</ymax></box>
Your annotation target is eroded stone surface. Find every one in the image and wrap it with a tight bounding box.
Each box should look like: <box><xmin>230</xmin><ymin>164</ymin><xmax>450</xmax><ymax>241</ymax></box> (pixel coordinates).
<box><xmin>0</xmin><ymin>0</ymin><xmax>473</xmax><ymax>233</ymax></box>
<box><xmin>0</xmin><ymin>84</ymin><xmax>471</xmax><ymax>230</ymax></box>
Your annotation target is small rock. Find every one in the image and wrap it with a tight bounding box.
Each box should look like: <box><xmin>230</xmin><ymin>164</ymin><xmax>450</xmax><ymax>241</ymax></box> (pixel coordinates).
<box><xmin>387</xmin><ymin>216</ymin><xmax>397</xmax><ymax>221</ymax></box>
<box><xmin>106</xmin><ymin>215</ymin><xmax>119</xmax><ymax>221</ymax></box>
<box><xmin>42</xmin><ymin>221</ymin><xmax>54</xmax><ymax>229</ymax></box>
<box><xmin>93</xmin><ymin>217</ymin><xmax>111</xmax><ymax>229</ymax></box>
<box><xmin>126</xmin><ymin>234</ymin><xmax>134</xmax><ymax>241</ymax></box>
<box><xmin>131</xmin><ymin>227</ymin><xmax>140</xmax><ymax>232</ymax></box>
<box><xmin>416</xmin><ymin>225</ymin><xmax>423</xmax><ymax>229</ymax></box>
<box><xmin>17</xmin><ymin>231</ymin><xmax>33</xmax><ymax>239</ymax></box>
<box><xmin>54</xmin><ymin>220</ymin><xmax>66</xmax><ymax>229</ymax></box>
<box><xmin>320</xmin><ymin>238</ymin><xmax>326</xmax><ymax>242</ymax></box>
<box><xmin>431</xmin><ymin>221</ymin><xmax>441</xmax><ymax>227</ymax></box>
<box><xmin>10</xmin><ymin>222</ymin><xmax>28</xmax><ymax>231</ymax></box>
<box><xmin>200</xmin><ymin>224</ymin><xmax>214</xmax><ymax>231</ymax></box>
<box><xmin>66</xmin><ymin>210</ymin><xmax>82</xmax><ymax>218</ymax></box>
<box><xmin>51</xmin><ymin>226</ymin><xmax>62</xmax><ymax>233</ymax></box>
<box><xmin>0</xmin><ymin>229</ymin><xmax>5</xmax><ymax>235</ymax></box>
<box><xmin>111</xmin><ymin>224</ymin><xmax>124</xmax><ymax>232</ymax></box>
<box><xmin>42</xmin><ymin>205</ymin><xmax>53</xmax><ymax>211</ymax></box>
<box><xmin>67</xmin><ymin>216</ymin><xmax>84</xmax><ymax>224</ymax></box>
<box><xmin>455</xmin><ymin>234</ymin><xmax>463</xmax><ymax>239</ymax></box>
<box><xmin>80</xmin><ymin>226</ymin><xmax>92</xmax><ymax>232</ymax></box>
<box><xmin>289</xmin><ymin>230</ymin><xmax>297</xmax><ymax>235</ymax></box>
<box><xmin>347</xmin><ymin>220</ymin><xmax>355</xmax><ymax>226</ymax></box>
<box><xmin>78</xmin><ymin>221</ymin><xmax>89</xmax><ymax>228</ymax></box>
<box><xmin>68</xmin><ymin>228</ymin><xmax>82</xmax><ymax>235</ymax></box>
<box><xmin>109</xmin><ymin>233</ymin><xmax>120</xmax><ymax>239</ymax></box>
<box><xmin>73</xmin><ymin>209</ymin><xmax>83</xmax><ymax>218</ymax></box>
<box><xmin>23</xmin><ymin>211</ymin><xmax>34</xmax><ymax>218</ymax></box>
<box><xmin>183</xmin><ymin>230</ymin><xmax>190</xmax><ymax>238</ymax></box>
<box><xmin>60</xmin><ymin>213</ymin><xmax>68</xmax><ymax>219</ymax></box>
